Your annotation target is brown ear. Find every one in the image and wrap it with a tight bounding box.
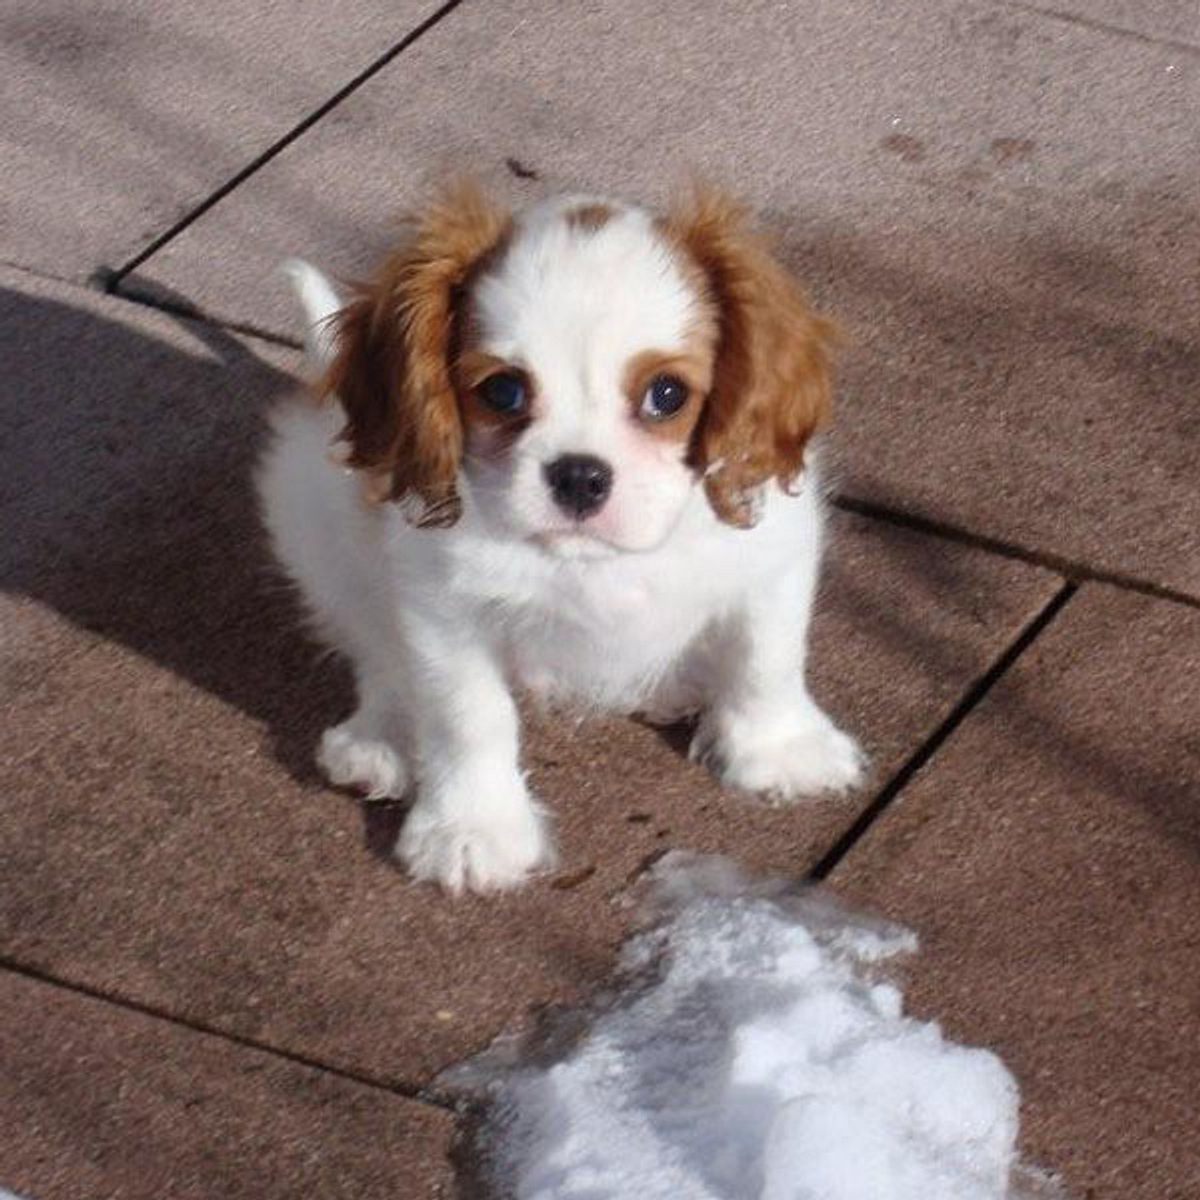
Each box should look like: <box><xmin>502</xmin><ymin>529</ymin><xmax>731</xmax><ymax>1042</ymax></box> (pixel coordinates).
<box><xmin>665</xmin><ymin>188</ymin><xmax>838</xmax><ymax>527</ymax></box>
<box><xmin>322</xmin><ymin>181</ymin><xmax>511</xmax><ymax>526</ymax></box>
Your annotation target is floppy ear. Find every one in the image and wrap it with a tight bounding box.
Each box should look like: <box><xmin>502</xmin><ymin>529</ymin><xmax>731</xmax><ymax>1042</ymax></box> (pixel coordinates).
<box><xmin>322</xmin><ymin>181</ymin><xmax>511</xmax><ymax>526</ymax></box>
<box><xmin>665</xmin><ymin>188</ymin><xmax>838</xmax><ymax>527</ymax></box>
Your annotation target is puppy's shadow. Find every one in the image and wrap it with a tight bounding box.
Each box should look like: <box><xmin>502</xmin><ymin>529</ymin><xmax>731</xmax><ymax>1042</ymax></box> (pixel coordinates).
<box><xmin>1</xmin><ymin>282</ymin><xmax>353</xmax><ymax>788</ymax></box>
<box><xmin>359</xmin><ymin>798</ymin><xmax>411</xmax><ymax>861</ymax></box>
<box><xmin>634</xmin><ymin>714</ymin><xmax>697</xmax><ymax>760</ymax></box>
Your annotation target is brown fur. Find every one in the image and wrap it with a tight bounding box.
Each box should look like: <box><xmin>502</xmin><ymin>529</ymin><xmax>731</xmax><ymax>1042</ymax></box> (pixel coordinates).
<box><xmin>565</xmin><ymin>202</ymin><xmax>615</xmax><ymax>234</ymax></box>
<box><xmin>662</xmin><ymin>188</ymin><xmax>838</xmax><ymax>527</ymax></box>
<box><xmin>322</xmin><ymin>181</ymin><xmax>512</xmax><ymax>526</ymax></box>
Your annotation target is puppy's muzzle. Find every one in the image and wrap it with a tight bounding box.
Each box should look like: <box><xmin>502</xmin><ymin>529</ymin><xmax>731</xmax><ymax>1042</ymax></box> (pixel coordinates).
<box><xmin>543</xmin><ymin>453</ymin><xmax>614</xmax><ymax>519</ymax></box>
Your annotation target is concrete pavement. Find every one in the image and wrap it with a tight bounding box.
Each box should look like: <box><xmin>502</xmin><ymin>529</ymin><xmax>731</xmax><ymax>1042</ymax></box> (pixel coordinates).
<box><xmin>2</xmin><ymin>2</ymin><xmax>1198</xmax><ymax>1196</ymax></box>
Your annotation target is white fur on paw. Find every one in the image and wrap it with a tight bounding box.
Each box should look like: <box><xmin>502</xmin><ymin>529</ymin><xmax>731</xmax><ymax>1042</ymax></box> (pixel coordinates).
<box><xmin>317</xmin><ymin>723</ymin><xmax>409</xmax><ymax>800</ymax></box>
<box><xmin>693</xmin><ymin>706</ymin><xmax>865</xmax><ymax>801</ymax></box>
<box><xmin>398</xmin><ymin>781</ymin><xmax>554</xmax><ymax>894</ymax></box>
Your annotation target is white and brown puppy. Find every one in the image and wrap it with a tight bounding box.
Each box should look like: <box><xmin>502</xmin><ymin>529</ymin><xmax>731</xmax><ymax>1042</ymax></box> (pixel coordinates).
<box><xmin>258</xmin><ymin>183</ymin><xmax>862</xmax><ymax>893</ymax></box>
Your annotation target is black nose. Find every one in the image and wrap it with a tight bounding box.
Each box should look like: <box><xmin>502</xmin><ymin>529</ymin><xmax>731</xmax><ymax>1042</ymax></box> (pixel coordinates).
<box><xmin>543</xmin><ymin>453</ymin><xmax>614</xmax><ymax>518</ymax></box>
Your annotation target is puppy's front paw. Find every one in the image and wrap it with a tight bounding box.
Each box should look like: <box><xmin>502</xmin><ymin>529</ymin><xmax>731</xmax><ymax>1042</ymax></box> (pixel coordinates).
<box><xmin>318</xmin><ymin>722</ymin><xmax>409</xmax><ymax>800</ymax></box>
<box><xmin>693</xmin><ymin>702</ymin><xmax>864</xmax><ymax>801</ymax></box>
<box><xmin>398</xmin><ymin>777</ymin><xmax>554</xmax><ymax>894</ymax></box>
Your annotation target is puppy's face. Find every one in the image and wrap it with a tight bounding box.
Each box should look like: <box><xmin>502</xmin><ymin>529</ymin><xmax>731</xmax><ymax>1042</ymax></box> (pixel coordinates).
<box><xmin>324</xmin><ymin>184</ymin><xmax>836</xmax><ymax>553</ymax></box>
<box><xmin>458</xmin><ymin>198</ymin><xmax>715</xmax><ymax>555</ymax></box>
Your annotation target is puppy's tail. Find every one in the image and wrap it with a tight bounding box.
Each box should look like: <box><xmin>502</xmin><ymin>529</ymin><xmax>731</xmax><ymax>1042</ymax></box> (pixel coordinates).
<box><xmin>280</xmin><ymin>258</ymin><xmax>342</xmax><ymax>369</ymax></box>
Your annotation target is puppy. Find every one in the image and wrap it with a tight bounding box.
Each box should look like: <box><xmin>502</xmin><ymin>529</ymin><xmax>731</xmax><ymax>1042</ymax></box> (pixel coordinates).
<box><xmin>258</xmin><ymin>183</ymin><xmax>863</xmax><ymax>893</ymax></box>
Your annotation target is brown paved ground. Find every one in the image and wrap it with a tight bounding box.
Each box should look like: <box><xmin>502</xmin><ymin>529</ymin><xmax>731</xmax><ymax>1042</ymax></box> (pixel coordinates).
<box><xmin>833</xmin><ymin>586</ymin><xmax>1200</xmax><ymax>1197</ymax></box>
<box><xmin>0</xmin><ymin>970</ymin><xmax>455</xmax><ymax>1200</ymax></box>
<box><xmin>2</xmin><ymin>3</ymin><xmax>1198</xmax><ymax>1198</ymax></box>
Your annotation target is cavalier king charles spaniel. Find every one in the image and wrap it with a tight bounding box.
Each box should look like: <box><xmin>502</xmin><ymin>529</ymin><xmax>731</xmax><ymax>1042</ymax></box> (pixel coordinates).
<box><xmin>258</xmin><ymin>183</ymin><xmax>863</xmax><ymax>893</ymax></box>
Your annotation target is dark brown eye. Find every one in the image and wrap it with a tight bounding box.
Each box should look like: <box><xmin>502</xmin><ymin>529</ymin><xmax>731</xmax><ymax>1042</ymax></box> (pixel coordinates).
<box><xmin>640</xmin><ymin>374</ymin><xmax>690</xmax><ymax>421</ymax></box>
<box><xmin>478</xmin><ymin>372</ymin><xmax>528</xmax><ymax>415</ymax></box>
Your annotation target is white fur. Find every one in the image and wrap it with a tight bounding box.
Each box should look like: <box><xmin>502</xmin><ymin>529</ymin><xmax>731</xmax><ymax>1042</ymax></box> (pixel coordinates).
<box><xmin>279</xmin><ymin>258</ymin><xmax>341</xmax><ymax>367</ymax></box>
<box><xmin>468</xmin><ymin>197</ymin><xmax>707</xmax><ymax>554</ymax></box>
<box><xmin>258</xmin><ymin>201</ymin><xmax>862</xmax><ymax>893</ymax></box>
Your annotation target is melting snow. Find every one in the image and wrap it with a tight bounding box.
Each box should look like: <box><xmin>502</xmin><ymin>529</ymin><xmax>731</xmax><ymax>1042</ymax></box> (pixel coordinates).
<box><xmin>449</xmin><ymin>853</ymin><xmax>1063</xmax><ymax>1200</ymax></box>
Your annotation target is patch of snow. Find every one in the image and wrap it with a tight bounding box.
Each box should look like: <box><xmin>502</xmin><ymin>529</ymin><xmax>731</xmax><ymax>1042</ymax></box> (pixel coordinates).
<box><xmin>448</xmin><ymin>852</ymin><xmax>1064</xmax><ymax>1200</ymax></box>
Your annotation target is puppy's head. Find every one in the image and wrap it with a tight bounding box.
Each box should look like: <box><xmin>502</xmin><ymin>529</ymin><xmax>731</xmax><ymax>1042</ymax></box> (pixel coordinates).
<box><xmin>325</xmin><ymin>182</ymin><xmax>836</xmax><ymax>552</ymax></box>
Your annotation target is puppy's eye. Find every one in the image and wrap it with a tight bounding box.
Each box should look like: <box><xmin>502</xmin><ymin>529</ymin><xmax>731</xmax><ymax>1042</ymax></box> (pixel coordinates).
<box><xmin>640</xmin><ymin>375</ymin><xmax>690</xmax><ymax>421</ymax></box>
<box><xmin>477</xmin><ymin>372</ymin><xmax>528</xmax><ymax>415</ymax></box>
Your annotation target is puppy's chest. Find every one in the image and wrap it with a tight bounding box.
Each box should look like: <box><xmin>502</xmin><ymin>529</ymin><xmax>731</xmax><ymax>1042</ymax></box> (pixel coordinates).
<box><xmin>503</xmin><ymin>562</ymin><xmax>705</xmax><ymax>703</ymax></box>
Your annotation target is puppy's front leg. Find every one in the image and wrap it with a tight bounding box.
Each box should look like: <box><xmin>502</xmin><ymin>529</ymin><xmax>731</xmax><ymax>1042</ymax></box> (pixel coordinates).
<box><xmin>693</xmin><ymin>562</ymin><xmax>863</xmax><ymax>801</ymax></box>
<box><xmin>398</xmin><ymin>619</ymin><xmax>553</xmax><ymax>893</ymax></box>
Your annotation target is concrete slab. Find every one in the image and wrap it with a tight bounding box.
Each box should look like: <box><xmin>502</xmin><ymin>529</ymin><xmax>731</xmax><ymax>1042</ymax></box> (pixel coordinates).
<box><xmin>0</xmin><ymin>273</ymin><xmax>1059</xmax><ymax>1087</ymax></box>
<box><xmin>1013</xmin><ymin>0</ymin><xmax>1200</xmax><ymax>47</ymax></box>
<box><xmin>831</xmin><ymin>585</ymin><xmax>1200</xmax><ymax>1200</ymax></box>
<box><xmin>0</xmin><ymin>0</ymin><xmax>449</xmax><ymax>279</ymax></box>
<box><xmin>0</xmin><ymin>968</ymin><xmax>454</xmax><ymax>1200</ymax></box>
<box><xmin>131</xmin><ymin>0</ymin><xmax>1200</xmax><ymax>597</ymax></box>
<box><xmin>0</xmin><ymin>594</ymin><xmax>100</xmax><ymax>707</ymax></box>
<box><xmin>0</xmin><ymin>267</ymin><xmax>295</xmax><ymax>587</ymax></box>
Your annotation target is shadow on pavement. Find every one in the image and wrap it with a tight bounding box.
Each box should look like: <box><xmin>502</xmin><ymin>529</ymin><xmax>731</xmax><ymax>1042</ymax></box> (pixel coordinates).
<box><xmin>1</xmin><ymin>283</ymin><xmax>352</xmax><ymax>787</ymax></box>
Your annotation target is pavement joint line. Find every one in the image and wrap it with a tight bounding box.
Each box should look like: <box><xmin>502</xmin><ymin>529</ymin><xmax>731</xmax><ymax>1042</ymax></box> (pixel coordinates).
<box><xmin>807</xmin><ymin>578</ymin><xmax>1079</xmax><ymax>882</ymax></box>
<box><xmin>0</xmin><ymin>957</ymin><xmax>459</xmax><ymax>1115</ymax></box>
<box><xmin>1005</xmin><ymin>1</ymin><xmax>1200</xmax><ymax>56</ymax></box>
<box><xmin>834</xmin><ymin>494</ymin><xmax>1200</xmax><ymax>613</ymax></box>
<box><xmin>112</xmin><ymin>0</ymin><xmax>472</xmax><ymax>283</ymax></box>
<box><xmin>1</xmin><ymin>256</ymin><xmax>98</xmax><ymax>291</ymax></box>
<box><xmin>0</xmin><ymin>254</ymin><xmax>303</xmax><ymax>352</ymax></box>
<box><xmin>108</xmin><ymin>274</ymin><xmax>303</xmax><ymax>350</ymax></box>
